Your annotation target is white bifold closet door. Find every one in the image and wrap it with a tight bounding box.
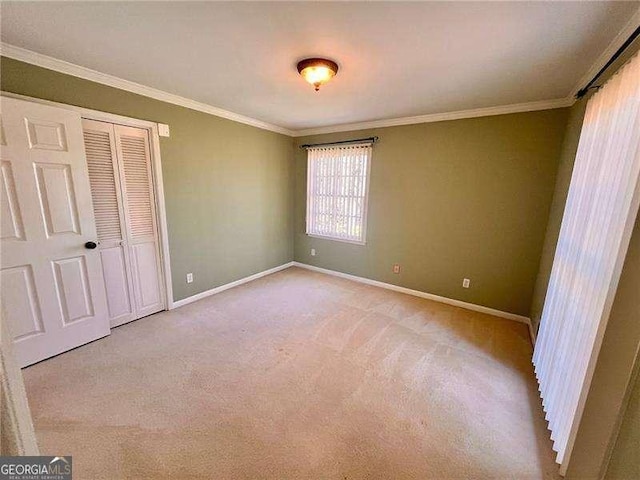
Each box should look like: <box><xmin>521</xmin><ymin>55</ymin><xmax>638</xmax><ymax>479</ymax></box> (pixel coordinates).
<box><xmin>82</xmin><ymin>119</ymin><xmax>164</xmax><ymax>327</ymax></box>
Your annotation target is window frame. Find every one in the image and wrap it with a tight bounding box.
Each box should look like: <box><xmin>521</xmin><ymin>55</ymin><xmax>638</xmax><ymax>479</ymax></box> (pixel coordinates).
<box><xmin>305</xmin><ymin>143</ymin><xmax>373</xmax><ymax>245</ymax></box>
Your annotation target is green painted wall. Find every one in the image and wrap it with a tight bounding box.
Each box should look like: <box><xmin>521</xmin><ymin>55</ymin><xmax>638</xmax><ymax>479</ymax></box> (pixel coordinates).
<box><xmin>606</xmin><ymin>356</ymin><xmax>640</xmax><ymax>480</ymax></box>
<box><xmin>0</xmin><ymin>57</ymin><xmax>294</xmax><ymax>302</ymax></box>
<box><xmin>294</xmin><ymin>109</ymin><xmax>569</xmax><ymax>316</ymax></box>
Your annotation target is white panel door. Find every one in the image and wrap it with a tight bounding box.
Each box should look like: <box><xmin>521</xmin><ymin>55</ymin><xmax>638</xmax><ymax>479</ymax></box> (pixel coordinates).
<box><xmin>0</xmin><ymin>96</ymin><xmax>110</xmax><ymax>367</ymax></box>
<box><xmin>114</xmin><ymin>125</ymin><xmax>164</xmax><ymax>318</ymax></box>
<box><xmin>82</xmin><ymin>119</ymin><xmax>136</xmax><ymax>327</ymax></box>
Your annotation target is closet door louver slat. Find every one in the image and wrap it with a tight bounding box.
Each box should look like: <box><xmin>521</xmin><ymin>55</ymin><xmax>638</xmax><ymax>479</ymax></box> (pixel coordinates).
<box><xmin>84</xmin><ymin>130</ymin><xmax>122</xmax><ymax>243</ymax></box>
<box><xmin>119</xmin><ymin>135</ymin><xmax>155</xmax><ymax>240</ymax></box>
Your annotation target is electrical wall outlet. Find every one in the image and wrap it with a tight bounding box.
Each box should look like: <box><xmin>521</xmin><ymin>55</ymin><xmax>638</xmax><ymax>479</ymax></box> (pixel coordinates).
<box><xmin>186</xmin><ymin>273</ymin><xmax>194</xmax><ymax>284</ymax></box>
<box><xmin>463</xmin><ymin>278</ymin><xmax>470</xmax><ymax>288</ymax></box>
<box><xmin>393</xmin><ymin>264</ymin><xmax>400</xmax><ymax>274</ymax></box>
<box><xmin>311</xmin><ymin>248</ymin><xmax>316</xmax><ymax>256</ymax></box>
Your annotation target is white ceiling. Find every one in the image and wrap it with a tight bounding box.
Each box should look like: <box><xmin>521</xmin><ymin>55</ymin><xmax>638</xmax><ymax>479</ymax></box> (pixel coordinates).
<box><xmin>1</xmin><ymin>2</ymin><xmax>638</xmax><ymax>132</ymax></box>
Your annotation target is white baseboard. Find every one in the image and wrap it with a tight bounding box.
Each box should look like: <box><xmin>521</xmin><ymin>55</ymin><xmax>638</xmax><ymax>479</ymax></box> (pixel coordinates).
<box><xmin>292</xmin><ymin>262</ymin><xmax>532</xmax><ymax>326</ymax></box>
<box><xmin>170</xmin><ymin>262</ymin><xmax>294</xmax><ymax>309</ymax></box>
<box><xmin>170</xmin><ymin>261</ymin><xmax>536</xmax><ymax>344</ymax></box>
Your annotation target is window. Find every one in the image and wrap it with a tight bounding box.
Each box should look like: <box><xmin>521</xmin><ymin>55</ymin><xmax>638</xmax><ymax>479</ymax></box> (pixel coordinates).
<box><xmin>306</xmin><ymin>143</ymin><xmax>372</xmax><ymax>244</ymax></box>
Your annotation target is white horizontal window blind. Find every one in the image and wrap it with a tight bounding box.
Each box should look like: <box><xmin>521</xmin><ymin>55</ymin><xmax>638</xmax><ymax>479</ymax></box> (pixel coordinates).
<box><xmin>533</xmin><ymin>52</ymin><xmax>640</xmax><ymax>474</ymax></box>
<box><xmin>306</xmin><ymin>143</ymin><xmax>372</xmax><ymax>244</ymax></box>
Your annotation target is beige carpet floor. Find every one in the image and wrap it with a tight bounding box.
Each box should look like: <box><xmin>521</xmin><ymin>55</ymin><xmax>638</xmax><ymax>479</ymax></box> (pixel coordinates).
<box><xmin>23</xmin><ymin>267</ymin><xmax>560</xmax><ymax>479</ymax></box>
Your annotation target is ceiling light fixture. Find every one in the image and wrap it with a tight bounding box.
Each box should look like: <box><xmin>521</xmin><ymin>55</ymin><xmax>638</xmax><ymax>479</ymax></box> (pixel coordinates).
<box><xmin>297</xmin><ymin>58</ymin><xmax>339</xmax><ymax>91</ymax></box>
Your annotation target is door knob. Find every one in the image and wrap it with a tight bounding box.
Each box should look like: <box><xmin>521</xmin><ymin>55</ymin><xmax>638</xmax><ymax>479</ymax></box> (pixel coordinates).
<box><xmin>84</xmin><ymin>241</ymin><xmax>98</xmax><ymax>249</ymax></box>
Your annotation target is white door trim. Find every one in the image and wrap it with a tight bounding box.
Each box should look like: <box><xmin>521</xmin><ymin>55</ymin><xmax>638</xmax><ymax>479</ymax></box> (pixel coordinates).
<box><xmin>0</xmin><ymin>91</ymin><xmax>175</xmax><ymax>311</ymax></box>
<box><xmin>0</xmin><ymin>316</ymin><xmax>39</xmax><ymax>455</ymax></box>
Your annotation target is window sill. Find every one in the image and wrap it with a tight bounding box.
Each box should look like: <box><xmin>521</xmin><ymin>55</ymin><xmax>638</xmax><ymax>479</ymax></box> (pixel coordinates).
<box><xmin>306</xmin><ymin>233</ymin><xmax>366</xmax><ymax>246</ymax></box>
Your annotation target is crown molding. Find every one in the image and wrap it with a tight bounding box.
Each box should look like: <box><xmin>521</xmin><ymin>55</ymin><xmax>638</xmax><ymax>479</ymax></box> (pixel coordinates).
<box><xmin>569</xmin><ymin>6</ymin><xmax>640</xmax><ymax>99</ymax></box>
<box><xmin>292</xmin><ymin>97</ymin><xmax>574</xmax><ymax>137</ymax></box>
<box><xmin>0</xmin><ymin>43</ymin><xmax>295</xmax><ymax>136</ymax></box>
<box><xmin>2</xmin><ymin>42</ymin><xmax>577</xmax><ymax>138</ymax></box>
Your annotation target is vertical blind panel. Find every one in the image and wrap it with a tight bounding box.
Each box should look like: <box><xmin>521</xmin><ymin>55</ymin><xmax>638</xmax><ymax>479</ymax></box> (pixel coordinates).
<box><xmin>533</xmin><ymin>52</ymin><xmax>640</xmax><ymax>470</ymax></box>
<box><xmin>306</xmin><ymin>144</ymin><xmax>371</xmax><ymax>243</ymax></box>
<box><xmin>83</xmin><ymin>129</ymin><xmax>122</xmax><ymax>242</ymax></box>
<box><xmin>119</xmin><ymin>134</ymin><xmax>155</xmax><ymax>240</ymax></box>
